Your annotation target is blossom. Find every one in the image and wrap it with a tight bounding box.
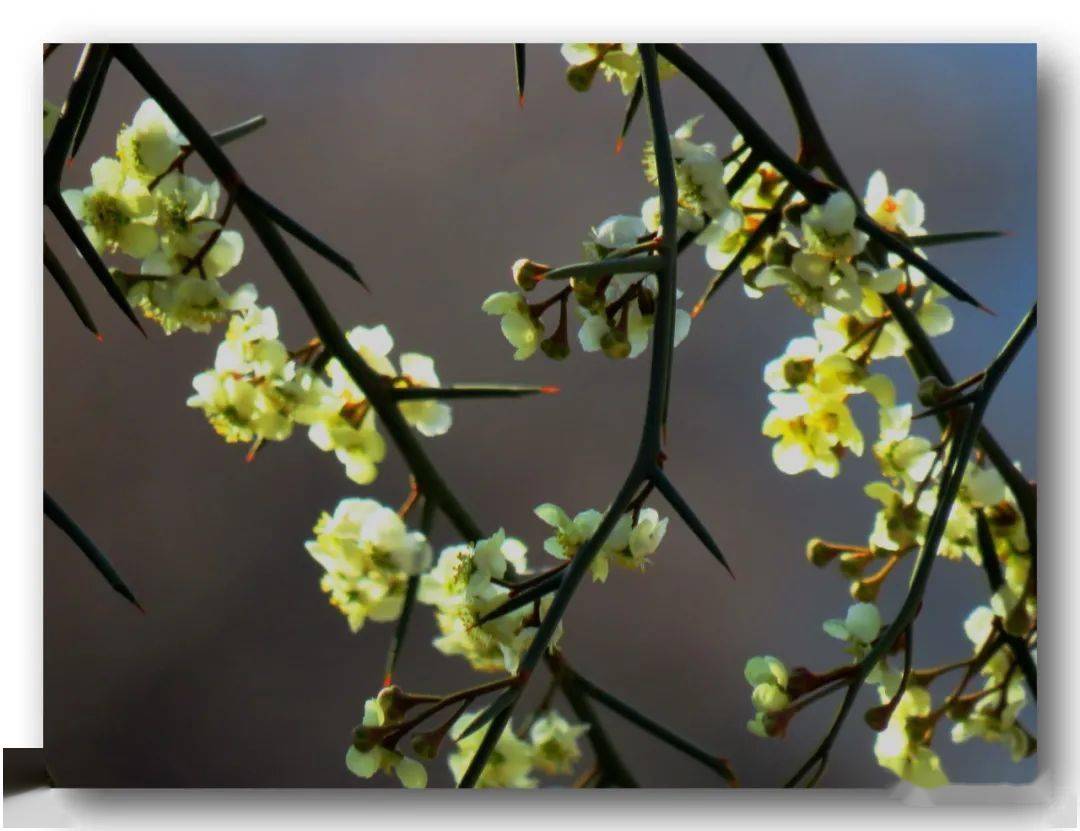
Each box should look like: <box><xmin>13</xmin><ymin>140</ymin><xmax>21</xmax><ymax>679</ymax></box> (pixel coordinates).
<box><xmin>950</xmin><ymin>674</ymin><xmax>1032</xmax><ymax>762</ymax></box>
<box><xmin>396</xmin><ymin>353</ymin><xmax>452</xmax><ymax>437</ymax></box>
<box><xmin>643</xmin><ymin>117</ymin><xmax>731</xmax><ymax>220</ymax></box>
<box><xmin>873</xmin><ymin>686</ymin><xmax>948</xmax><ymax>788</ymax></box>
<box><xmin>744</xmin><ymin>655</ymin><xmax>790</xmax><ymax>738</ymax></box>
<box><xmin>823</xmin><ymin>602</ymin><xmax>882</xmax><ymax>646</ymax></box>
<box><xmin>418</xmin><ymin>531</ymin><xmax>553</xmax><ymax>673</ymax></box>
<box><xmin>62</xmin><ymin>157</ymin><xmax>158</xmax><ymax>257</ymax></box>
<box><xmin>188</xmin><ymin>297</ymin><xmax>332</xmax><ymax>443</ymax></box>
<box><xmin>576</xmin><ymin>269</ymin><xmax>692</xmax><ymax>360</ymax></box>
<box><xmin>560</xmin><ymin>44</ymin><xmax>673</xmax><ymax>96</ymax></box>
<box><xmin>529</xmin><ymin>711</ymin><xmax>589</xmax><ymax>775</ymax></box>
<box><xmin>306</xmin><ymin>498</ymin><xmax>432</xmax><ymax>632</ymax></box>
<box><xmin>534</xmin><ymin>503</ymin><xmax>668</xmax><ymax>582</ymax></box>
<box><xmin>482</xmin><ymin>291</ymin><xmax>544</xmax><ymax>360</ymax></box>
<box><xmin>116</xmin><ymin>99</ymin><xmax>185</xmax><ymax>182</ymax></box>
<box><xmin>346</xmin><ymin>697</ymin><xmax>427</xmax><ymax>788</ymax></box>
<box><xmin>448</xmin><ymin>713</ymin><xmax>537</xmax><ymax>788</ymax></box>
<box><xmin>864</xmin><ymin>171</ymin><xmax>925</xmax><ymax>236</ymax></box>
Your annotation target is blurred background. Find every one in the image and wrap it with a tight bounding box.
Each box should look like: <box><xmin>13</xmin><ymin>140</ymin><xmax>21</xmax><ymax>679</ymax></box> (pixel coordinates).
<box><xmin>43</xmin><ymin>43</ymin><xmax>1036</xmax><ymax>788</ymax></box>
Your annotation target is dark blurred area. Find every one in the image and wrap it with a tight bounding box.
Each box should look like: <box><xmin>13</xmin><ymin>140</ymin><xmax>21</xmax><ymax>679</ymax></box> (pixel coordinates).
<box><xmin>43</xmin><ymin>44</ymin><xmax>1036</xmax><ymax>788</ymax></box>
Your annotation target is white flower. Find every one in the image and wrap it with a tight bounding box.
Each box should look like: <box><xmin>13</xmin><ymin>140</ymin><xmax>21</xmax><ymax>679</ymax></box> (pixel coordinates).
<box><xmin>529</xmin><ymin>711</ymin><xmax>589</xmax><ymax>775</ymax></box>
<box><xmin>346</xmin><ymin>698</ymin><xmax>427</xmax><ymax>788</ymax></box>
<box><xmin>873</xmin><ymin>687</ymin><xmax>948</xmax><ymax>788</ymax></box>
<box><xmin>397</xmin><ymin>352</ymin><xmax>452</xmax><ymax>437</ymax></box>
<box><xmin>448</xmin><ymin>713</ymin><xmax>537</xmax><ymax>788</ymax></box>
<box><xmin>823</xmin><ymin>602</ymin><xmax>882</xmax><ymax>645</ymax></box>
<box><xmin>306</xmin><ymin>498</ymin><xmax>433</xmax><ymax>632</ymax></box>
<box><xmin>62</xmin><ymin>157</ymin><xmax>158</xmax><ymax>257</ymax></box>
<box><xmin>482</xmin><ymin>291</ymin><xmax>544</xmax><ymax>360</ymax></box>
<box><xmin>117</xmin><ymin>99</ymin><xmax>185</xmax><ymax>182</ymax></box>
<box><xmin>864</xmin><ymin>171</ymin><xmax>926</xmax><ymax>236</ymax></box>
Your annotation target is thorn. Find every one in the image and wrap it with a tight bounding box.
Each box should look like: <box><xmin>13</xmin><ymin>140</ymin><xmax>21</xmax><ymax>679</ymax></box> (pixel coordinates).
<box><xmin>540</xmin><ymin>386</ymin><xmax>560</xmax><ymax>395</ymax></box>
<box><xmin>614</xmin><ymin>136</ymin><xmax>624</xmax><ymax>155</ymax></box>
<box><xmin>382</xmin><ymin>673</ymin><xmax>393</xmax><ymax>688</ymax></box>
<box><xmin>95</xmin><ymin>333</ymin><xmax>104</xmax><ymax>343</ymax></box>
<box><xmin>133</xmin><ymin>599</ymin><xmax>147</xmax><ymax>615</ymax></box>
<box><xmin>65</xmin><ymin>157</ymin><xmax>74</xmax><ymax>170</ymax></box>
<box><xmin>518</xmin><ymin>94</ymin><xmax>525</xmax><ymax>109</ymax></box>
<box><xmin>978</xmin><ymin>302</ymin><xmax>998</xmax><ymax>316</ymax></box>
<box><xmin>691</xmin><ymin>301</ymin><xmax>704</xmax><ymax>318</ymax></box>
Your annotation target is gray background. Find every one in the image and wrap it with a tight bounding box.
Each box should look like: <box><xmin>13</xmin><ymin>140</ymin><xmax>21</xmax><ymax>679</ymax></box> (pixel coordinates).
<box><xmin>43</xmin><ymin>43</ymin><xmax>1036</xmax><ymax>788</ymax></box>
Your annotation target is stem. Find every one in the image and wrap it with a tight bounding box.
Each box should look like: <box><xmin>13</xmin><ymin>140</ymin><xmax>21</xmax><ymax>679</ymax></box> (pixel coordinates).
<box><xmin>457</xmin><ymin>44</ymin><xmax>686</xmax><ymax>787</ymax></box>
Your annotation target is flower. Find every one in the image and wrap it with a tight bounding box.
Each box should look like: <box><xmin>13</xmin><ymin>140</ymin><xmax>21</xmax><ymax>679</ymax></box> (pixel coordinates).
<box><xmin>396</xmin><ymin>353</ymin><xmax>452</xmax><ymax>437</ymax></box>
<box><xmin>418</xmin><ymin>531</ymin><xmax>553</xmax><ymax>673</ymax></box>
<box><xmin>643</xmin><ymin>116</ymin><xmax>731</xmax><ymax>220</ymax></box>
<box><xmin>529</xmin><ymin>711</ymin><xmax>589</xmax><ymax>775</ymax></box>
<box><xmin>188</xmin><ymin>296</ymin><xmax>333</xmax><ymax>442</ymax></box>
<box><xmin>823</xmin><ymin>602</ymin><xmax>882</xmax><ymax>646</ymax></box>
<box><xmin>306</xmin><ymin>498</ymin><xmax>432</xmax><ymax>632</ymax></box>
<box><xmin>534</xmin><ymin>503</ymin><xmax>668</xmax><ymax>582</ymax></box>
<box><xmin>873</xmin><ymin>686</ymin><xmax>948</xmax><ymax>788</ymax></box>
<box><xmin>116</xmin><ymin>99</ymin><xmax>185</xmax><ymax>182</ymax></box>
<box><xmin>62</xmin><ymin>157</ymin><xmax>158</xmax><ymax>257</ymax></box>
<box><xmin>345</xmin><ymin>697</ymin><xmax>427</xmax><ymax>788</ymax></box>
<box><xmin>560</xmin><ymin>44</ymin><xmax>673</xmax><ymax>96</ymax></box>
<box><xmin>448</xmin><ymin>713</ymin><xmax>537</xmax><ymax>788</ymax></box>
<box><xmin>864</xmin><ymin>171</ymin><xmax>925</xmax><ymax>236</ymax></box>
<box><xmin>482</xmin><ymin>291</ymin><xmax>544</xmax><ymax>360</ymax></box>
<box><xmin>745</xmin><ymin>655</ymin><xmax>790</xmax><ymax>738</ymax></box>
<box><xmin>950</xmin><ymin>674</ymin><xmax>1032</xmax><ymax>762</ymax></box>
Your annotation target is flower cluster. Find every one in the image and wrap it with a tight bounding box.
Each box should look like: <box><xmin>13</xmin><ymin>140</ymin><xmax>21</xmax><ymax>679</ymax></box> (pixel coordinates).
<box><xmin>418</xmin><ymin>530</ymin><xmax>558</xmax><ymax>673</ymax></box>
<box><xmin>723</xmin><ymin>162</ymin><xmax>1035</xmax><ymax>786</ymax></box>
<box><xmin>190</xmin><ymin>314</ymin><xmax>451</xmax><ymax>485</ymax></box>
<box><xmin>343</xmin><ymin>683</ymin><xmax>588</xmax><ymax>790</ymax></box>
<box><xmin>305</xmin><ymin>498</ymin><xmax>432</xmax><ymax>632</ymax></box>
<box><xmin>61</xmin><ymin>100</ymin><xmax>247</xmax><ymax>335</ymax></box>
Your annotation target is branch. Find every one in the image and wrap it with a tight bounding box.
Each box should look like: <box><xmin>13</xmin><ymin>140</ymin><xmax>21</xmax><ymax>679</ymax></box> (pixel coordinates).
<box><xmin>785</xmin><ymin>305</ymin><xmax>1036</xmax><ymax>786</ymax></box>
<box><xmin>458</xmin><ymin>44</ymin><xmax>731</xmax><ymax>788</ymax></box>
<box><xmin>560</xmin><ymin>658</ymin><xmax>736</xmax><ymax>784</ymax></box>
<box><xmin>110</xmin><ymin>44</ymin><xmax>483</xmax><ymax>542</ymax></box>
<box><xmin>655</xmin><ymin>43</ymin><xmax>986</xmax><ymax>311</ymax></box>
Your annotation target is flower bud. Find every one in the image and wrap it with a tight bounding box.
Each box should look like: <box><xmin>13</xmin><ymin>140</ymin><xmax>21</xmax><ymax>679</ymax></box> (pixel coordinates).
<box><xmin>765</xmin><ymin>237</ymin><xmax>797</xmax><ymax>267</ymax></box>
<box><xmin>601</xmin><ymin>328</ymin><xmax>631</xmax><ymax>359</ymax></box>
<box><xmin>864</xmin><ymin>701</ymin><xmax>895</xmax><ymax>732</ymax></box>
<box><xmin>917</xmin><ymin>376</ymin><xmax>947</xmax><ymax>406</ymax></box>
<box><xmin>541</xmin><ymin>335</ymin><xmax>571</xmax><ymax>360</ymax></box>
<box><xmin>410</xmin><ymin>729</ymin><xmax>445</xmax><ymax>761</ymax></box>
<box><xmin>566</xmin><ymin>57</ymin><xmax>603</xmax><ymax>92</ymax></box>
<box><xmin>636</xmin><ymin>288</ymin><xmax>656</xmax><ymax>317</ymax></box>
<box><xmin>352</xmin><ymin>723</ymin><xmax>387</xmax><ymax>753</ymax></box>
<box><xmin>838</xmin><ymin>550</ymin><xmax>873</xmax><ymax>579</ymax></box>
<box><xmin>571</xmin><ymin>276</ymin><xmax>605</xmax><ymax>314</ymax></box>
<box><xmin>946</xmin><ymin>698</ymin><xmax>976</xmax><ymax>722</ymax></box>
<box><xmin>512</xmin><ymin>258</ymin><xmax>550</xmax><ymax>292</ymax></box>
<box><xmin>850</xmin><ymin>578</ymin><xmax>881</xmax><ymax>602</ymax></box>
<box><xmin>805</xmin><ymin>538</ymin><xmax>840</xmax><ymax>568</ymax></box>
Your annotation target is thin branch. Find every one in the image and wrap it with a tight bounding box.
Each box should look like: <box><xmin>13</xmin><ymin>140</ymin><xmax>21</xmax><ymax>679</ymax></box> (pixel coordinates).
<box><xmin>456</xmin><ymin>44</ymin><xmax>723</xmax><ymax>788</ymax></box>
<box><xmin>656</xmin><ymin>43</ymin><xmax>986</xmax><ymax>311</ymax></box>
<box><xmin>562</xmin><ymin>659</ymin><xmax>736</xmax><ymax>784</ymax></box>
<box><xmin>785</xmin><ymin>305</ymin><xmax>1035</xmax><ymax>787</ymax></box>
